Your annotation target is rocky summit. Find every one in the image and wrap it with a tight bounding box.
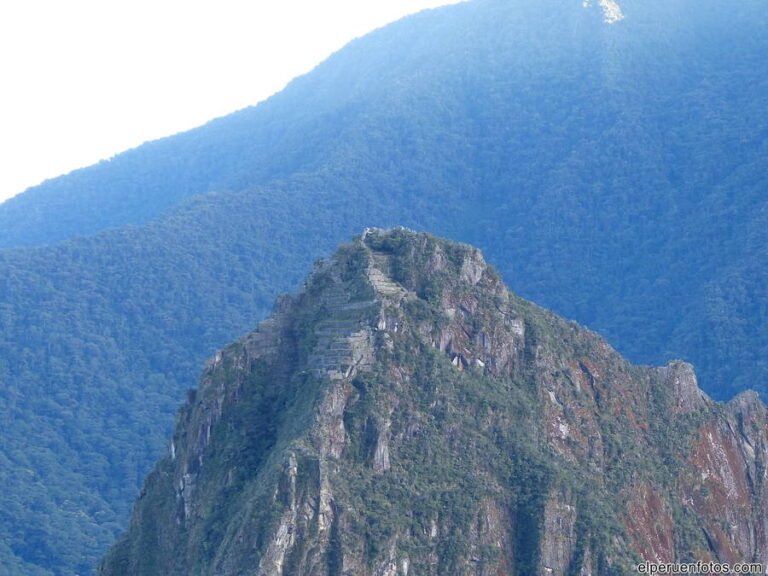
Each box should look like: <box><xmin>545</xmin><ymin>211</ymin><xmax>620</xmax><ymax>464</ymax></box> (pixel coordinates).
<box><xmin>100</xmin><ymin>229</ymin><xmax>768</xmax><ymax>575</ymax></box>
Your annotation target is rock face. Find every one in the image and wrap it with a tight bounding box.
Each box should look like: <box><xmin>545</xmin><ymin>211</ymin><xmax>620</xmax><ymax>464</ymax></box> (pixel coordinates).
<box><xmin>99</xmin><ymin>229</ymin><xmax>768</xmax><ymax>575</ymax></box>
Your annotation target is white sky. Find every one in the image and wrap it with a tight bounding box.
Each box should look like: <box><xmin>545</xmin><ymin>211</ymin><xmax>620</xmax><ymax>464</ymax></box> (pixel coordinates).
<box><xmin>0</xmin><ymin>1</ymin><xmax>461</xmax><ymax>204</ymax></box>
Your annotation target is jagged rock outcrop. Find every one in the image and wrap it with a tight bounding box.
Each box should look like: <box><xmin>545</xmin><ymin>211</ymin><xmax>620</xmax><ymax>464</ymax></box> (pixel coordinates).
<box><xmin>100</xmin><ymin>229</ymin><xmax>768</xmax><ymax>575</ymax></box>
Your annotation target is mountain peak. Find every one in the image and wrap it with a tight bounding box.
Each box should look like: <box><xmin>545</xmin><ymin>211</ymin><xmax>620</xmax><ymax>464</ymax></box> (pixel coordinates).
<box><xmin>3</xmin><ymin>0</ymin><xmax>768</xmax><ymax>570</ymax></box>
<box><xmin>101</xmin><ymin>230</ymin><xmax>768</xmax><ymax>576</ymax></box>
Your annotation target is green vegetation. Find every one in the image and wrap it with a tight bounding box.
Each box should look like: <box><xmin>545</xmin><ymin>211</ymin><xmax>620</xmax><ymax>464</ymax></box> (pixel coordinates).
<box><xmin>101</xmin><ymin>230</ymin><xmax>743</xmax><ymax>575</ymax></box>
<box><xmin>0</xmin><ymin>0</ymin><xmax>767</xmax><ymax>573</ymax></box>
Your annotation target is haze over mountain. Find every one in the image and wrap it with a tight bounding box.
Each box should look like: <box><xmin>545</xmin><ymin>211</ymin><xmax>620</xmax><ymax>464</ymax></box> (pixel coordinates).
<box><xmin>0</xmin><ymin>0</ymin><xmax>766</xmax><ymax>574</ymax></box>
<box><xmin>100</xmin><ymin>229</ymin><xmax>768</xmax><ymax>575</ymax></box>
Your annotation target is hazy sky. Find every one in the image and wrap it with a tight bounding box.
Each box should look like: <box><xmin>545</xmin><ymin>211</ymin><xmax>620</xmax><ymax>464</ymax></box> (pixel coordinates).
<box><xmin>0</xmin><ymin>1</ymin><xmax>461</xmax><ymax>204</ymax></box>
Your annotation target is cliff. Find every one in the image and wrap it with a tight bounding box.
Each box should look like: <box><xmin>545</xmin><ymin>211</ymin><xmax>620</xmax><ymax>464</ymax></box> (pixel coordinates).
<box><xmin>100</xmin><ymin>229</ymin><xmax>768</xmax><ymax>575</ymax></box>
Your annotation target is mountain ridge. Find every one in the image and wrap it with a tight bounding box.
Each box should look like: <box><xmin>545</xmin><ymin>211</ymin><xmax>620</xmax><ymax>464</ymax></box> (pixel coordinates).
<box><xmin>100</xmin><ymin>229</ymin><xmax>768</xmax><ymax>575</ymax></box>
<box><xmin>2</xmin><ymin>0</ymin><xmax>765</xmax><ymax>398</ymax></box>
<box><xmin>1</xmin><ymin>0</ymin><xmax>767</xmax><ymax>573</ymax></box>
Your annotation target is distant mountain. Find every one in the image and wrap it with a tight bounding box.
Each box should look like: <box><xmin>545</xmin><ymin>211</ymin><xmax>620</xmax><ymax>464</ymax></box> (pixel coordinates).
<box><xmin>100</xmin><ymin>229</ymin><xmax>768</xmax><ymax>575</ymax></box>
<box><xmin>2</xmin><ymin>0</ymin><xmax>765</xmax><ymax>397</ymax></box>
<box><xmin>1</xmin><ymin>0</ymin><xmax>767</xmax><ymax>574</ymax></box>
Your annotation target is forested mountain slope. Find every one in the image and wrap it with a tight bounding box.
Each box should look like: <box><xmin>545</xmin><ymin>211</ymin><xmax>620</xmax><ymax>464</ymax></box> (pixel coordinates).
<box><xmin>1</xmin><ymin>0</ymin><xmax>767</xmax><ymax>573</ymax></box>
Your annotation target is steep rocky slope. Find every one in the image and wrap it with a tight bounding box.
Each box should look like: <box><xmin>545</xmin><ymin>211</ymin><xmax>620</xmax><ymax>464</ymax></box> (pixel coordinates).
<box><xmin>100</xmin><ymin>229</ymin><xmax>768</xmax><ymax>575</ymax></box>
